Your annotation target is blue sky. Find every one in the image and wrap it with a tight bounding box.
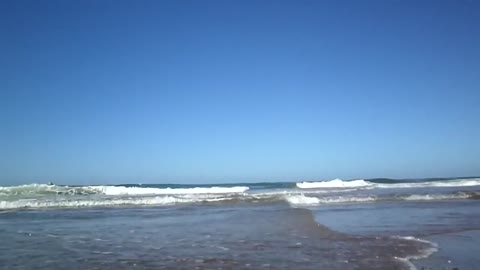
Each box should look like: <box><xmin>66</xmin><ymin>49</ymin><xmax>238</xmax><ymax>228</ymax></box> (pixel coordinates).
<box><xmin>1</xmin><ymin>0</ymin><xmax>479</xmax><ymax>185</ymax></box>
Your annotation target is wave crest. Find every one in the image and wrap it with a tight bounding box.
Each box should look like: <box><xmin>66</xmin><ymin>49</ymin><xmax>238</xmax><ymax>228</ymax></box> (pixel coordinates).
<box><xmin>0</xmin><ymin>195</ymin><xmax>237</xmax><ymax>209</ymax></box>
<box><xmin>285</xmin><ymin>194</ymin><xmax>376</xmax><ymax>206</ymax></box>
<box><xmin>0</xmin><ymin>184</ymin><xmax>249</xmax><ymax>197</ymax></box>
<box><xmin>296</xmin><ymin>178</ymin><xmax>480</xmax><ymax>190</ymax></box>
<box><xmin>296</xmin><ymin>179</ymin><xmax>371</xmax><ymax>189</ymax></box>
<box><xmin>286</xmin><ymin>192</ymin><xmax>474</xmax><ymax>206</ymax></box>
<box><xmin>90</xmin><ymin>185</ymin><xmax>249</xmax><ymax>195</ymax></box>
<box><xmin>0</xmin><ymin>184</ymin><xmax>98</xmax><ymax>196</ymax></box>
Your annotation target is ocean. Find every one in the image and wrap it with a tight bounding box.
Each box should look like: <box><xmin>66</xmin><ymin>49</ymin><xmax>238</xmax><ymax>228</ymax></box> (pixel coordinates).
<box><xmin>1</xmin><ymin>177</ymin><xmax>479</xmax><ymax>270</ymax></box>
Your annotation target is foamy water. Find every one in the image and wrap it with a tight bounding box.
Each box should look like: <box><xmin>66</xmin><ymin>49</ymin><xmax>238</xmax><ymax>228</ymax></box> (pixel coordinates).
<box><xmin>296</xmin><ymin>179</ymin><xmax>371</xmax><ymax>188</ymax></box>
<box><xmin>296</xmin><ymin>178</ymin><xmax>480</xmax><ymax>189</ymax></box>
<box><xmin>1</xmin><ymin>178</ymin><xmax>479</xmax><ymax>210</ymax></box>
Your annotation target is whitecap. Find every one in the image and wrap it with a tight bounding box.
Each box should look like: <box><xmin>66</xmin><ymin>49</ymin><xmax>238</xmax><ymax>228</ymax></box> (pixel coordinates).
<box><xmin>296</xmin><ymin>179</ymin><xmax>371</xmax><ymax>189</ymax></box>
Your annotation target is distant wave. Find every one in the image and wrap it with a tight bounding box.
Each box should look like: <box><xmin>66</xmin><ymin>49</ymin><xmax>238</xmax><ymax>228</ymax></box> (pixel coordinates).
<box><xmin>0</xmin><ymin>184</ymin><xmax>249</xmax><ymax>197</ymax></box>
<box><xmin>90</xmin><ymin>185</ymin><xmax>249</xmax><ymax>195</ymax></box>
<box><xmin>0</xmin><ymin>184</ymin><xmax>99</xmax><ymax>196</ymax></box>
<box><xmin>375</xmin><ymin>178</ymin><xmax>480</xmax><ymax>189</ymax></box>
<box><xmin>295</xmin><ymin>178</ymin><xmax>480</xmax><ymax>189</ymax></box>
<box><xmin>296</xmin><ymin>179</ymin><xmax>371</xmax><ymax>189</ymax></box>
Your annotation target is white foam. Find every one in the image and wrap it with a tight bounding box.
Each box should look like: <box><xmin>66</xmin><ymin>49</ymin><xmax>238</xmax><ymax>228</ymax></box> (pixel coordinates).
<box><xmin>0</xmin><ymin>195</ymin><xmax>236</xmax><ymax>210</ymax></box>
<box><xmin>285</xmin><ymin>194</ymin><xmax>376</xmax><ymax>206</ymax></box>
<box><xmin>425</xmin><ymin>178</ymin><xmax>480</xmax><ymax>187</ymax></box>
<box><xmin>296</xmin><ymin>178</ymin><xmax>480</xmax><ymax>190</ymax></box>
<box><xmin>285</xmin><ymin>194</ymin><xmax>321</xmax><ymax>206</ymax></box>
<box><xmin>90</xmin><ymin>186</ymin><xmax>249</xmax><ymax>195</ymax></box>
<box><xmin>0</xmin><ymin>184</ymin><xmax>97</xmax><ymax>196</ymax></box>
<box><xmin>403</xmin><ymin>193</ymin><xmax>471</xmax><ymax>201</ymax></box>
<box><xmin>0</xmin><ymin>184</ymin><xmax>249</xmax><ymax>197</ymax></box>
<box><xmin>392</xmin><ymin>236</ymin><xmax>438</xmax><ymax>270</ymax></box>
<box><xmin>296</xmin><ymin>179</ymin><xmax>371</xmax><ymax>189</ymax></box>
<box><xmin>318</xmin><ymin>196</ymin><xmax>376</xmax><ymax>204</ymax></box>
<box><xmin>376</xmin><ymin>178</ymin><xmax>480</xmax><ymax>189</ymax></box>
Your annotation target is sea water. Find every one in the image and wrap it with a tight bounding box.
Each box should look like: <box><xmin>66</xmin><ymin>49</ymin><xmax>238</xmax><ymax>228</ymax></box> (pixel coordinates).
<box><xmin>1</xmin><ymin>177</ymin><xmax>479</xmax><ymax>269</ymax></box>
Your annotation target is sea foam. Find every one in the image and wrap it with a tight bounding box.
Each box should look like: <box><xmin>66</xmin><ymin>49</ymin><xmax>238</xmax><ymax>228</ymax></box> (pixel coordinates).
<box><xmin>90</xmin><ymin>186</ymin><xmax>249</xmax><ymax>195</ymax></box>
<box><xmin>402</xmin><ymin>193</ymin><xmax>471</xmax><ymax>201</ymax></box>
<box><xmin>285</xmin><ymin>194</ymin><xmax>321</xmax><ymax>205</ymax></box>
<box><xmin>0</xmin><ymin>184</ymin><xmax>249</xmax><ymax>197</ymax></box>
<box><xmin>296</xmin><ymin>178</ymin><xmax>480</xmax><ymax>190</ymax></box>
<box><xmin>391</xmin><ymin>236</ymin><xmax>439</xmax><ymax>270</ymax></box>
<box><xmin>0</xmin><ymin>195</ymin><xmax>238</xmax><ymax>209</ymax></box>
<box><xmin>296</xmin><ymin>179</ymin><xmax>371</xmax><ymax>189</ymax></box>
<box><xmin>377</xmin><ymin>178</ymin><xmax>480</xmax><ymax>189</ymax></box>
<box><xmin>285</xmin><ymin>194</ymin><xmax>376</xmax><ymax>206</ymax></box>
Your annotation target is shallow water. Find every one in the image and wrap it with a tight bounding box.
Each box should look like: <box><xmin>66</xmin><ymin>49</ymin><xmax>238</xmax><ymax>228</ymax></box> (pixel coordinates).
<box><xmin>0</xmin><ymin>204</ymin><xmax>433</xmax><ymax>270</ymax></box>
<box><xmin>311</xmin><ymin>200</ymin><xmax>480</xmax><ymax>236</ymax></box>
<box><xmin>414</xmin><ymin>230</ymin><xmax>480</xmax><ymax>270</ymax></box>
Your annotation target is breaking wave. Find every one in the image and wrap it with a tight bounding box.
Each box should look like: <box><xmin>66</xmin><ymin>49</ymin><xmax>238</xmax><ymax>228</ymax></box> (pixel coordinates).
<box><xmin>0</xmin><ymin>184</ymin><xmax>98</xmax><ymax>196</ymax></box>
<box><xmin>296</xmin><ymin>179</ymin><xmax>371</xmax><ymax>189</ymax></box>
<box><xmin>376</xmin><ymin>178</ymin><xmax>480</xmax><ymax>189</ymax></box>
<box><xmin>0</xmin><ymin>184</ymin><xmax>249</xmax><ymax>197</ymax></box>
<box><xmin>90</xmin><ymin>185</ymin><xmax>249</xmax><ymax>195</ymax></box>
<box><xmin>286</xmin><ymin>192</ymin><xmax>476</xmax><ymax>206</ymax></box>
<box><xmin>0</xmin><ymin>195</ymin><xmax>238</xmax><ymax>209</ymax></box>
<box><xmin>285</xmin><ymin>194</ymin><xmax>376</xmax><ymax>206</ymax></box>
<box><xmin>1</xmin><ymin>191</ymin><xmax>475</xmax><ymax>210</ymax></box>
<box><xmin>1</xmin><ymin>179</ymin><xmax>478</xmax><ymax>210</ymax></box>
<box><xmin>296</xmin><ymin>178</ymin><xmax>480</xmax><ymax>189</ymax></box>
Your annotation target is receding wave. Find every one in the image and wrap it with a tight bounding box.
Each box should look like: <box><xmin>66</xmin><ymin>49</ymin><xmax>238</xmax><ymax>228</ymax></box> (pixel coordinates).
<box><xmin>391</xmin><ymin>236</ymin><xmax>439</xmax><ymax>270</ymax></box>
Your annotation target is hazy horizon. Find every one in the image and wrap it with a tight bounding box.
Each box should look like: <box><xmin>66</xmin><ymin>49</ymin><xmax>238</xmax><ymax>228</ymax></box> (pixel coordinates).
<box><xmin>1</xmin><ymin>0</ymin><xmax>479</xmax><ymax>186</ymax></box>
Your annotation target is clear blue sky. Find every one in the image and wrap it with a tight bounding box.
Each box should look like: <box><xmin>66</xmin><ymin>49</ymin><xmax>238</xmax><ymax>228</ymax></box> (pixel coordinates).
<box><xmin>1</xmin><ymin>0</ymin><xmax>479</xmax><ymax>185</ymax></box>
